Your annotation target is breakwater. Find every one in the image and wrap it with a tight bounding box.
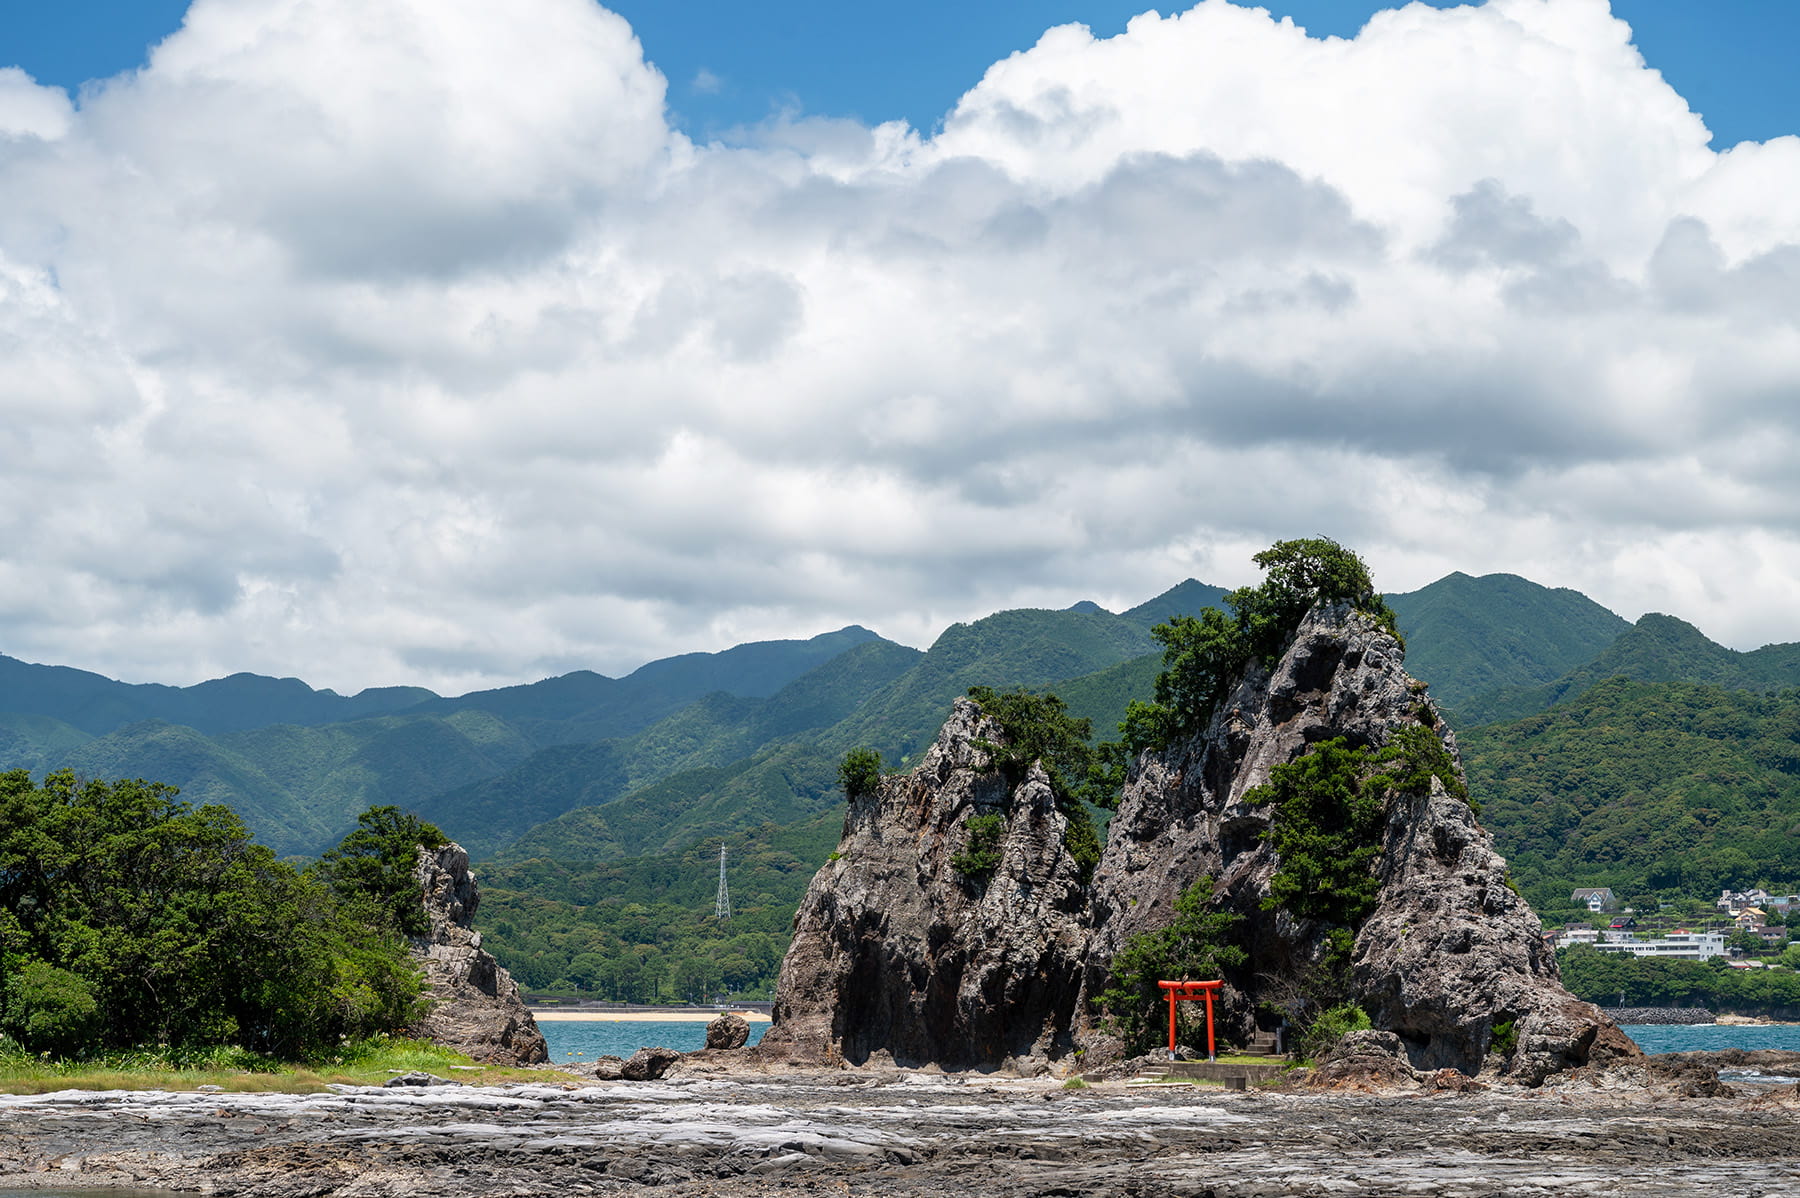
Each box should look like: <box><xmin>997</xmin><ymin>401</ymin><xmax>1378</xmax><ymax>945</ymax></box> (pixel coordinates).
<box><xmin>1606</xmin><ymin>1007</ymin><xmax>1714</xmax><ymax>1025</ymax></box>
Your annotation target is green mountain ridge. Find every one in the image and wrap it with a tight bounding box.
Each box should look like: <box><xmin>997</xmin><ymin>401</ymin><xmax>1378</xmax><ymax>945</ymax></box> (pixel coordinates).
<box><xmin>1383</xmin><ymin>571</ymin><xmax>1631</xmax><ymax>714</ymax></box>
<box><xmin>1457</xmin><ymin>611</ymin><xmax>1800</xmax><ymax>726</ymax></box>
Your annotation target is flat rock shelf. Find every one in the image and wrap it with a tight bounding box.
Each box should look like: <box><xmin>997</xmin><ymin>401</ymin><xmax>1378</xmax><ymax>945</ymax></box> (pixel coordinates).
<box><xmin>3</xmin><ymin>1071</ymin><xmax>1799</xmax><ymax>1197</ymax></box>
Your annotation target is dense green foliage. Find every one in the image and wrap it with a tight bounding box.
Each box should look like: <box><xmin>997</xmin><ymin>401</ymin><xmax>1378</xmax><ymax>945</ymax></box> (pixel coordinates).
<box><xmin>965</xmin><ymin>686</ymin><xmax>1104</xmax><ymax>878</ymax></box>
<box><xmin>1115</xmin><ymin>539</ymin><xmax>1400</xmax><ymax>754</ymax></box>
<box><xmin>1245</xmin><ymin>729</ymin><xmax>1467</xmax><ymax>1001</ymax></box>
<box><xmin>1463</xmin><ymin>679</ymin><xmax>1800</xmax><ymax>912</ymax></box>
<box><xmin>1298</xmin><ymin>1002</ymin><xmax>1373</xmax><ymax>1062</ymax></box>
<box><xmin>1558</xmin><ymin>946</ymin><xmax>1800</xmax><ymax>1015</ymax></box>
<box><xmin>837</xmin><ymin>748</ymin><xmax>883</xmax><ymax>800</ymax></box>
<box><xmin>476</xmin><ymin>817</ymin><xmax>835</xmax><ymax>999</ymax></box>
<box><xmin>1095</xmin><ymin>878</ymin><xmax>1246</xmax><ymax>1055</ymax></box>
<box><xmin>1249</xmin><ymin>739</ymin><xmax>1390</xmax><ymax>929</ymax></box>
<box><xmin>314</xmin><ymin>806</ymin><xmax>447</xmax><ymax>938</ymax></box>
<box><xmin>0</xmin><ymin>771</ymin><xmax>422</xmax><ymax>1059</ymax></box>
<box><xmin>950</xmin><ymin>813</ymin><xmax>1007</xmax><ymax>878</ymax></box>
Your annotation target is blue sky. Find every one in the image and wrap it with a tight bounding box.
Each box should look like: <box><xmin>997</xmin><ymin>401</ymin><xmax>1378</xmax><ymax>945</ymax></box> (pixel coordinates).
<box><xmin>6</xmin><ymin>1</ymin><xmax>1798</xmax><ymax>147</ymax></box>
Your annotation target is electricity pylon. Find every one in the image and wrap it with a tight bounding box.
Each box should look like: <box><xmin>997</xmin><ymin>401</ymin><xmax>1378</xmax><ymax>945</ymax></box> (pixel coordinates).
<box><xmin>714</xmin><ymin>842</ymin><xmax>732</xmax><ymax>922</ymax></box>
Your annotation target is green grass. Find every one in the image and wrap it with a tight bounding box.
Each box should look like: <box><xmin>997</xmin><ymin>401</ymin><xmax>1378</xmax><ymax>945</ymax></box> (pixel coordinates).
<box><xmin>0</xmin><ymin>1035</ymin><xmax>577</xmax><ymax>1095</ymax></box>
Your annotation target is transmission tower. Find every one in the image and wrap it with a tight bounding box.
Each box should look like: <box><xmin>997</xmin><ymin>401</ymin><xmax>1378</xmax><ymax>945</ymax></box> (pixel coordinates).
<box><xmin>714</xmin><ymin>843</ymin><xmax>732</xmax><ymax>922</ymax></box>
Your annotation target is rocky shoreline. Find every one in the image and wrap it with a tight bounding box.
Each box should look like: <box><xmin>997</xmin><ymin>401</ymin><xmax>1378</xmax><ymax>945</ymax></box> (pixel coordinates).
<box><xmin>3</xmin><ymin>1053</ymin><xmax>1799</xmax><ymax>1197</ymax></box>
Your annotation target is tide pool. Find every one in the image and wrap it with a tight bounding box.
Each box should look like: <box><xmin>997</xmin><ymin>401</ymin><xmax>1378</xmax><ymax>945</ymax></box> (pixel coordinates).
<box><xmin>539</xmin><ymin>1017</ymin><xmax>767</xmax><ymax>1064</ymax></box>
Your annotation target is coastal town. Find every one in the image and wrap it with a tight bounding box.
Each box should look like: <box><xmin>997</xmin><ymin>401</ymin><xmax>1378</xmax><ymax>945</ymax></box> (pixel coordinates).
<box><xmin>1547</xmin><ymin>888</ymin><xmax>1797</xmax><ymax>966</ymax></box>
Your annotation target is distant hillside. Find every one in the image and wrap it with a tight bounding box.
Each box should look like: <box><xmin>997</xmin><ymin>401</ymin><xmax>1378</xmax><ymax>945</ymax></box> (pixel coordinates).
<box><xmin>1383</xmin><ymin>572</ymin><xmax>1630</xmax><ymax>716</ymax></box>
<box><xmin>399</xmin><ymin>625</ymin><xmax>885</xmax><ymax>745</ymax></box>
<box><xmin>0</xmin><ymin>653</ymin><xmax>435</xmax><ymax>737</ymax></box>
<box><xmin>422</xmin><ymin>639</ymin><xmax>921</xmax><ymax>858</ymax></box>
<box><xmin>1458</xmin><ymin>612</ymin><xmax>1800</xmax><ymax>727</ymax></box>
<box><xmin>0</xmin><ymin>626</ymin><xmax>895</xmax><ymax>856</ymax></box>
<box><xmin>1464</xmin><ymin>678</ymin><xmax>1800</xmax><ymax>915</ymax></box>
<box><xmin>1119</xmin><ymin>579</ymin><xmax>1231</xmax><ymax>631</ymax></box>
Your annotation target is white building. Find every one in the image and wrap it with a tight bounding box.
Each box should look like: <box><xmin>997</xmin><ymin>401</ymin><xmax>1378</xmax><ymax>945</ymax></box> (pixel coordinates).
<box><xmin>1590</xmin><ymin>931</ymin><xmax>1726</xmax><ymax>962</ymax></box>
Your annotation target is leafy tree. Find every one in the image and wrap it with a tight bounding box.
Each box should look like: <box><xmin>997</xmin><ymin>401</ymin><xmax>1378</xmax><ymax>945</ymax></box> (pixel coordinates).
<box><xmin>1103</xmin><ymin>538</ymin><xmax>1400</xmax><ymax>759</ymax></box>
<box><xmin>965</xmin><ymin>686</ymin><xmax>1103</xmax><ymax>878</ymax></box>
<box><xmin>950</xmin><ymin>813</ymin><xmax>1007</xmax><ymax>878</ymax></box>
<box><xmin>0</xmin><ymin>770</ymin><xmax>421</xmax><ymax>1059</ymax></box>
<box><xmin>1244</xmin><ymin>729</ymin><xmax>1467</xmax><ymax>1006</ymax></box>
<box><xmin>837</xmin><ymin>747</ymin><xmax>884</xmax><ymax>800</ymax></box>
<box><xmin>1249</xmin><ymin>738</ymin><xmax>1388</xmax><ymax>929</ymax></box>
<box><xmin>314</xmin><ymin>805</ymin><xmax>447</xmax><ymax>938</ymax></box>
<box><xmin>1095</xmin><ymin>878</ymin><xmax>1246</xmax><ymax>1055</ymax></box>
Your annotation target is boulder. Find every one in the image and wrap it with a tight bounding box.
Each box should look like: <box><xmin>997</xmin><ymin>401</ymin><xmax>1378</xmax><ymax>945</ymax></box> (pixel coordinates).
<box><xmin>706</xmin><ymin>1012</ymin><xmax>751</xmax><ymax>1050</ymax></box>
<box><xmin>382</xmin><ymin>1071</ymin><xmax>457</xmax><ymax>1088</ymax></box>
<box><xmin>410</xmin><ymin>843</ymin><xmax>549</xmax><ymax>1065</ymax></box>
<box><xmin>621</xmin><ymin>1045</ymin><xmax>683</xmax><ymax>1081</ymax></box>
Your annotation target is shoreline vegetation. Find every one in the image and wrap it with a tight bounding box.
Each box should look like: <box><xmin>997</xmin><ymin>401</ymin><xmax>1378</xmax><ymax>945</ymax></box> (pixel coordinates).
<box><xmin>0</xmin><ymin>1035</ymin><xmax>575</xmax><ymax>1096</ymax></box>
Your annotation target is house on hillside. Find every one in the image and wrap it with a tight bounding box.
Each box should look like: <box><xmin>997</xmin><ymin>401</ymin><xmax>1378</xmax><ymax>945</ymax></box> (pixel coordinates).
<box><xmin>1719</xmin><ymin>888</ymin><xmax>1774</xmax><ymax>914</ymax></box>
<box><xmin>1572</xmin><ymin>887</ymin><xmax>1617</xmax><ymax>913</ymax></box>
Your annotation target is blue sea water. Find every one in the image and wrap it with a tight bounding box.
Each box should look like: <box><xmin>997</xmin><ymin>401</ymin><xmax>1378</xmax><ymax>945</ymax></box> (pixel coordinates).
<box><xmin>539</xmin><ymin>1017</ymin><xmax>767</xmax><ymax>1065</ymax></box>
<box><xmin>536</xmin><ymin>1020</ymin><xmax>1792</xmax><ymax>1063</ymax></box>
<box><xmin>1620</xmin><ymin>1022</ymin><xmax>1800</xmax><ymax>1055</ymax></box>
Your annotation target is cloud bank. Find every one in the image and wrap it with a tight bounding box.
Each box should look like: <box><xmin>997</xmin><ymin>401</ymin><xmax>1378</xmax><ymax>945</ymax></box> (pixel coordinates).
<box><xmin>1</xmin><ymin>0</ymin><xmax>1797</xmax><ymax>692</ymax></box>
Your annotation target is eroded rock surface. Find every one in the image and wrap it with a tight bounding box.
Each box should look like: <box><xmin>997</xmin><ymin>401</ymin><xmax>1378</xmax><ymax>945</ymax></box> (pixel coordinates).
<box><xmin>411</xmin><ymin>843</ymin><xmax>548</xmax><ymax>1065</ymax></box>
<box><xmin>762</xmin><ymin>699</ymin><xmax>1093</xmax><ymax>1071</ymax></box>
<box><xmin>3</xmin><ymin>1073</ymin><xmax>1798</xmax><ymax>1197</ymax></box>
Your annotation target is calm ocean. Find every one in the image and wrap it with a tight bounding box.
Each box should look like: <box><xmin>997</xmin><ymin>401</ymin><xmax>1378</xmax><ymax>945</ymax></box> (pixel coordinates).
<box><xmin>539</xmin><ymin>1017</ymin><xmax>768</xmax><ymax>1065</ymax></box>
<box><xmin>536</xmin><ymin>1019</ymin><xmax>1794</xmax><ymax>1062</ymax></box>
<box><xmin>1620</xmin><ymin>1022</ymin><xmax>1800</xmax><ymax>1054</ymax></box>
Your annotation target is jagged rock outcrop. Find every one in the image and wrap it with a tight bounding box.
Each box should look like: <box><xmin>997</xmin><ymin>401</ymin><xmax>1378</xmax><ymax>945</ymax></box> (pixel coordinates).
<box><xmin>1081</xmin><ymin>605</ymin><xmax>1431</xmax><ymax>1042</ymax></box>
<box><xmin>1354</xmin><ymin>771</ymin><xmax>1641</xmax><ymax>1080</ymax></box>
<box><xmin>760</xmin><ymin>699</ymin><xmax>1093</xmax><ymax>1070</ymax></box>
<box><xmin>765</xmin><ymin>602</ymin><xmax>1635</xmax><ymax>1082</ymax></box>
<box><xmin>410</xmin><ymin>844</ymin><xmax>548</xmax><ymax>1065</ymax></box>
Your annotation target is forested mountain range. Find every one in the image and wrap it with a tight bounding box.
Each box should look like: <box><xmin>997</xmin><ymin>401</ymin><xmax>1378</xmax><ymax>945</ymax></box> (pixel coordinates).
<box><xmin>3</xmin><ymin>570</ymin><xmax>1798</xmax><ymax>998</ymax></box>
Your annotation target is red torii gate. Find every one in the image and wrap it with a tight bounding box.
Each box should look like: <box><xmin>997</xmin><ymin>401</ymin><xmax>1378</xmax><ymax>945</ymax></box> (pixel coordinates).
<box><xmin>1158</xmin><ymin>979</ymin><xmax>1221</xmax><ymax>1061</ymax></box>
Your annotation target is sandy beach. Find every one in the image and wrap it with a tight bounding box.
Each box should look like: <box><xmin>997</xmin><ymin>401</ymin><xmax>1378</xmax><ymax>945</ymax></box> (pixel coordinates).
<box><xmin>530</xmin><ymin>1008</ymin><xmax>770</xmax><ymax>1022</ymax></box>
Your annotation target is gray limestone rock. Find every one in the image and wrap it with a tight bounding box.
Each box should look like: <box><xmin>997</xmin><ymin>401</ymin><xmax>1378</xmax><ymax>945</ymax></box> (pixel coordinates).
<box><xmin>1354</xmin><ymin>772</ymin><xmax>1642</xmax><ymax>1079</ymax></box>
<box><xmin>761</xmin><ymin>698</ymin><xmax>1093</xmax><ymax>1071</ymax></box>
<box><xmin>706</xmin><ymin>1012</ymin><xmax>751</xmax><ymax>1049</ymax></box>
<box><xmin>763</xmin><ymin>602</ymin><xmax>1633</xmax><ymax>1083</ymax></box>
<box><xmin>410</xmin><ymin>843</ymin><xmax>549</xmax><ymax>1065</ymax></box>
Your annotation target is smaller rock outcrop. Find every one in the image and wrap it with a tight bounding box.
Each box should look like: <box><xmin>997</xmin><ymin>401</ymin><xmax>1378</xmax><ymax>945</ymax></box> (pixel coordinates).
<box><xmin>411</xmin><ymin>844</ymin><xmax>548</xmax><ymax>1065</ymax></box>
<box><xmin>706</xmin><ymin>1012</ymin><xmax>751</xmax><ymax>1050</ymax></box>
<box><xmin>761</xmin><ymin>698</ymin><xmax>1093</xmax><ymax>1071</ymax></box>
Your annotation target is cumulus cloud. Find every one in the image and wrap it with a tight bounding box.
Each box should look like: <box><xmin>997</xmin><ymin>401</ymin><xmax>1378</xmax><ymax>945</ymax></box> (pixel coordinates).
<box><xmin>2</xmin><ymin>0</ymin><xmax>1799</xmax><ymax>694</ymax></box>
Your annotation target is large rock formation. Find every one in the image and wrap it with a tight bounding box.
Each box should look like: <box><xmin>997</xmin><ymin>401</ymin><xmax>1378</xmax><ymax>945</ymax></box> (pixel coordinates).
<box><xmin>765</xmin><ymin>603</ymin><xmax>1636</xmax><ymax>1081</ymax></box>
<box><xmin>410</xmin><ymin>843</ymin><xmax>548</xmax><ymax>1065</ymax></box>
<box><xmin>761</xmin><ymin>699</ymin><xmax>1093</xmax><ymax>1070</ymax></box>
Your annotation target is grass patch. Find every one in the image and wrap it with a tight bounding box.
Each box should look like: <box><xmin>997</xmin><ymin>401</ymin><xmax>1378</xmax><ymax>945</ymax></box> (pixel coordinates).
<box><xmin>0</xmin><ymin>1034</ymin><xmax>579</xmax><ymax>1095</ymax></box>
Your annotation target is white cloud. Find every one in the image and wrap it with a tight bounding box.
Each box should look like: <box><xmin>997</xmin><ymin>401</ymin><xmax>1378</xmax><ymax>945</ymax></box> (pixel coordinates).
<box><xmin>1</xmin><ymin>0</ymin><xmax>1799</xmax><ymax>694</ymax></box>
